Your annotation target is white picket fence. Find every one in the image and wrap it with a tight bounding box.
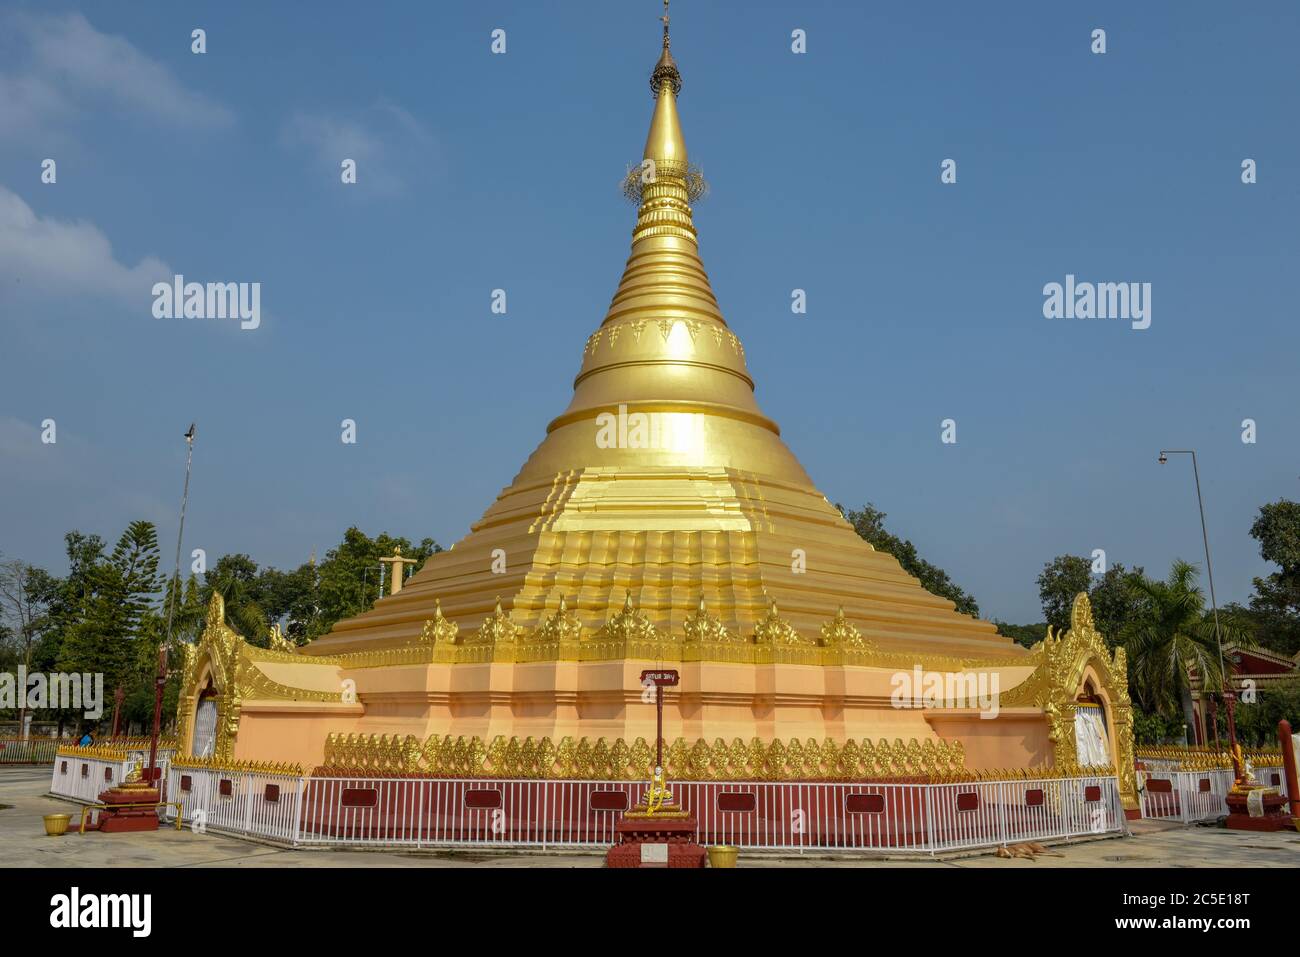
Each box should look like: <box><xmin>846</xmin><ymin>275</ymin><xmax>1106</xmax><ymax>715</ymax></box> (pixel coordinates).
<box><xmin>157</xmin><ymin>769</ymin><xmax>1125</xmax><ymax>854</ymax></box>
<box><xmin>1138</xmin><ymin>764</ymin><xmax>1292</xmax><ymax>824</ymax></box>
<box><xmin>163</xmin><ymin>765</ymin><xmax>304</xmax><ymax>842</ymax></box>
<box><xmin>1139</xmin><ymin>768</ymin><xmax>1233</xmax><ymax>823</ymax></box>
<box><xmin>49</xmin><ymin>753</ymin><xmax>135</xmax><ymax>803</ymax></box>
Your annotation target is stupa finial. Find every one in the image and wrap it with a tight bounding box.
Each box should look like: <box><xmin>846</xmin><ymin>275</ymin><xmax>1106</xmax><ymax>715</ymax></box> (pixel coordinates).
<box><xmin>651</xmin><ymin>0</ymin><xmax>681</xmax><ymax>97</ymax></box>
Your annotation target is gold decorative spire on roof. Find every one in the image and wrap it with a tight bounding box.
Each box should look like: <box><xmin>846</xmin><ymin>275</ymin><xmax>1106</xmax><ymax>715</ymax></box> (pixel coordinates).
<box><xmin>650</xmin><ymin>0</ymin><xmax>682</xmax><ymax>97</ymax></box>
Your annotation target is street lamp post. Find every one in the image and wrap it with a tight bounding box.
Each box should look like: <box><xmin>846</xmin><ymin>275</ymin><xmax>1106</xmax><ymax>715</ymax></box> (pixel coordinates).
<box><xmin>1158</xmin><ymin>449</ymin><xmax>1240</xmax><ymax>778</ymax></box>
<box><xmin>152</xmin><ymin>424</ymin><xmax>195</xmax><ymax>780</ymax></box>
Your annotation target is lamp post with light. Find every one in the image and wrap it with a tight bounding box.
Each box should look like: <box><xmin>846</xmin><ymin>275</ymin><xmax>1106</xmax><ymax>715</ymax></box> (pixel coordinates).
<box><xmin>1157</xmin><ymin>449</ymin><xmax>1240</xmax><ymax>778</ymax></box>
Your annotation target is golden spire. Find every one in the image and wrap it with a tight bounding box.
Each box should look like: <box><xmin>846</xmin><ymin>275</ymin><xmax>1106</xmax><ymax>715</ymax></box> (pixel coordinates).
<box><xmin>650</xmin><ymin>0</ymin><xmax>682</xmax><ymax>98</ymax></box>
<box><xmin>545</xmin><ymin>2</ymin><xmax>763</xmax><ymax>449</ymax></box>
<box><xmin>643</xmin><ymin>0</ymin><xmax>688</xmax><ymax>181</ymax></box>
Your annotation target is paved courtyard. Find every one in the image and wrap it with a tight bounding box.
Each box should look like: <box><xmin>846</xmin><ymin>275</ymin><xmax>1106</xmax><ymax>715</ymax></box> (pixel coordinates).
<box><xmin>2</xmin><ymin>767</ymin><xmax>1296</xmax><ymax>868</ymax></box>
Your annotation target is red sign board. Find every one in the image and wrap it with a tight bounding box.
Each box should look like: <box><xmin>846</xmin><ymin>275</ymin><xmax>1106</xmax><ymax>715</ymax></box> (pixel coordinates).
<box><xmin>640</xmin><ymin>669</ymin><xmax>679</xmax><ymax>687</ymax></box>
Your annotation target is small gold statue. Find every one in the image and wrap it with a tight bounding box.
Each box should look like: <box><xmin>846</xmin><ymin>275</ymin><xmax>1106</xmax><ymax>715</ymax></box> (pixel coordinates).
<box><xmin>643</xmin><ymin>765</ymin><xmax>674</xmax><ymax>816</ymax></box>
<box><xmin>119</xmin><ymin>760</ymin><xmax>151</xmax><ymax>792</ymax></box>
<box><xmin>1232</xmin><ymin>742</ymin><xmax>1256</xmax><ymax>787</ymax></box>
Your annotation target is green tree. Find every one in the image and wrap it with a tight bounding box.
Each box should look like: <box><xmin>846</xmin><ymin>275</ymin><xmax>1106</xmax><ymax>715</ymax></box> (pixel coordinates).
<box><xmin>309</xmin><ymin>528</ymin><xmax>439</xmax><ymax>640</ymax></box>
<box><xmin>1036</xmin><ymin>556</ymin><xmax>1091</xmax><ymax>633</ymax></box>
<box><xmin>839</xmin><ymin>504</ymin><xmax>980</xmax><ymax>617</ymax></box>
<box><xmin>1230</xmin><ymin>678</ymin><xmax>1300</xmax><ymax>747</ymax></box>
<box><xmin>202</xmin><ymin>553</ymin><xmax>270</xmax><ymax>644</ymax></box>
<box><xmin>991</xmin><ymin>621</ymin><xmax>1046</xmax><ymax>649</ymax></box>
<box><xmin>1036</xmin><ymin>556</ymin><xmax>1145</xmax><ymax>647</ymax></box>
<box><xmin>1247</xmin><ymin>499</ymin><xmax>1300</xmax><ymax>656</ymax></box>
<box><xmin>199</xmin><ymin>529</ymin><xmax>440</xmax><ymax>646</ymax></box>
<box><xmin>1121</xmin><ymin>560</ymin><xmax>1250</xmax><ymax>738</ymax></box>
<box><xmin>0</xmin><ymin>559</ymin><xmax>57</xmax><ymax>734</ymax></box>
<box><xmin>56</xmin><ymin>521</ymin><xmax>163</xmax><ymax>723</ymax></box>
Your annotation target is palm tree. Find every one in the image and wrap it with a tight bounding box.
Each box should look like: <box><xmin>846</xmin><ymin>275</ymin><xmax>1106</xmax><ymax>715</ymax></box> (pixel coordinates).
<box><xmin>1122</xmin><ymin>560</ymin><xmax>1252</xmax><ymax>743</ymax></box>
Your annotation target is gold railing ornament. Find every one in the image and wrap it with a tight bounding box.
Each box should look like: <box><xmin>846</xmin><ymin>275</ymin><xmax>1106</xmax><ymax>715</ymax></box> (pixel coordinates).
<box><xmin>419</xmin><ymin>600</ymin><xmax>460</xmax><ymax>645</ymax></box>
<box><xmin>753</xmin><ymin>600</ymin><xmax>812</xmax><ymax>646</ymax></box>
<box><xmin>169</xmin><ymin>754</ymin><xmax>304</xmax><ymax>776</ymax></box>
<box><xmin>682</xmin><ymin>597</ymin><xmax>739</xmax><ymax>643</ymax></box>
<box><xmin>472</xmin><ymin>598</ymin><xmax>522</xmax><ymax>645</ymax></box>
<box><xmin>819</xmin><ymin>606</ymin><xmax>874</xmax><ymax>650</ymax></box>
<box><xmin>56</xmin><ymin>744</ymin><xmax>130</xmax><ymax>761</ymax></box>
<box><xmin>320</xmin><ymin>732</ymin><xmax>977</xmax><ymax>782</ymax></box>
<box><xmin>1136</xmin><ymin>744</ymin><xmax>1282</xmax><ymax>771</ymax></box>
<box><xmin>532</xmin><ymin>596</ymin><xmax>583</xmax><ymax>644</ymax></box>
<box><xmin>596</xmin><ymin>591</ymin><xmax>666</xmax><ymax>645</ymax></box>
<box><xmin>337</xmin><ymin>598</ymin><xmax>1036</xmax><ymax>668</ymax></box>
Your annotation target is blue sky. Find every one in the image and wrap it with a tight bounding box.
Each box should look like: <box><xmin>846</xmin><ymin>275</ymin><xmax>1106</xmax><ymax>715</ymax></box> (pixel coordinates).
<box><xmin>0</xmin><ymin>1</ymin><xmax>1296</xmax><ymax>624</ymax></box>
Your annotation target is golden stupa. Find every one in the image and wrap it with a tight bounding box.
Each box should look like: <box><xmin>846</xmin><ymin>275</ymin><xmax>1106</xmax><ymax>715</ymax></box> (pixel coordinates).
<box><xmin>174</xmin><ymin>10</ymin><xmax>1138</xmax><ymax>812</ymax></box>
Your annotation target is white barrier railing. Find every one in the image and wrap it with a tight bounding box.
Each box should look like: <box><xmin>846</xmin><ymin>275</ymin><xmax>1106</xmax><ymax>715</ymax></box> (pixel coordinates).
<box><xmin>1139</xmin><ymin>768</ymin><xmax>1233</xmax><ymax>823</ymax></box>
<box><xmin>1252</xmin><ymin>765</ymin><xmax>1290</xmax><ymax>798</ymax></box>
<box><xmin>163</xmin><ymin>766</ymin><xmax>304</xmax><ymax>842</ymax></box>
<box><xmin>0</xmin><ymin>738</ymin><xmax>62</xmax><ymax>764</ymax></box>
<box><xmin>49</xmin><ymin>754</ymin><xmax>134</xmax><ymax>803</ymax></box>
<box><xmin>158</xmin><ymin>771</ymin><xmax>1125</xmax><ymax>853</ymax></box>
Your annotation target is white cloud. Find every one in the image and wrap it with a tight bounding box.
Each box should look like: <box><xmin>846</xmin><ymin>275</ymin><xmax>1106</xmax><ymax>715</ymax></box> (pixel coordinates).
<box><xmin>282</xmin><ymin>100</ymin><xmax>439</xmax><ymax>194</ymax></box>
<box><xmin>0</xmin><ymin>184</ymin><xmax>170</xmax><ymax>307</ymax></box>
<box><xmin>0</xmin><ymin>12</ymin><xmax>233</xmax><ymax>138</ymax></box>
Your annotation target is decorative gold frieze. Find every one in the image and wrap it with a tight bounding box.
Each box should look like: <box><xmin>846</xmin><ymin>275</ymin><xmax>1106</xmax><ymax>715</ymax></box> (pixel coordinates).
<box><xmin>170</xmin><ymin>754</ymin><xmax>304</xmax><ymax>776</ymax></box>
<box><xmin>56</xmin><ymin>744</ymin><xmax>130</xmax><ymax>761</ymax></box>
<box><xmin>321</xmin><ymin>730</ymin><xmax>1119</xmax><ymax>784</ymax></box>
<box><xmin>1136</xmin><ymin>744</ymin><xmax>1282</xmax><ymax>771</ymax></box>
<box><xmin>86</xmin><ymin>736</ymin><xmax>179</xmax><ymax>751</ymax></box>
<box><xmin>323</xmin><ymin>731</ymin><xmax>985</xmax><ymax>782</ymax></box>
<box><xmin>333</xmin><ymin>598</ymin><xmax>1030</xmax><ymax>670</ymax></box>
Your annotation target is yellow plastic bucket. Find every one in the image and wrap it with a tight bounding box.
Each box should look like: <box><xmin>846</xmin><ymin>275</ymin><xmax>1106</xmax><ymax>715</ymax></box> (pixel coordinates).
<box><xmin>43</xmin><ymin>813</ymin><xmax>71</xmax><ymax>836</ymax></box>
<box><xmin>707</xmin><ymin>845</ymin><xmax>738</xmax><ymax>868</ymax></box>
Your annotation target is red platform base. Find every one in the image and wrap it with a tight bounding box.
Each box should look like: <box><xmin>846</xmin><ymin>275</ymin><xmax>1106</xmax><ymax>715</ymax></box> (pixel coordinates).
<box><xmin>83</xmin><ymin>785</ymin><xmax>161</xmax><ymax>834</ymax></box>
<box><xmin>606</xmin><ymin>812</ymin><xmax>707</xmax><ymax>868</ymax></box>
<box><xmin>1224</xmin><ymin>790</ymin><xmax>1293</xmax><ymax>832</ymax></box>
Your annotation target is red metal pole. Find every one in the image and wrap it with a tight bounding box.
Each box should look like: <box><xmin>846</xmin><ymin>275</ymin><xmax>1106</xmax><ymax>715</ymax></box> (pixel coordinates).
<box><xmin>1224</xmin><ymin>689</ymin><xmax>1242</xmax><ymax>782</ymax></box>
<box><xmin>146</xmin><ymin>645</ymin><xmax>167</xmax><ymax>784</ymax></box>
<box><xmin>110</xmin><ymin>685</ymin><xmax>124</xmax><ymax>739</ymax></box>
<box><xmin>655</xmin><ymin>685</ymin><xmax>663</xmax><ymax>773</ymax></box>
<box><xmin>1279</xmin><ymin>719</ymin><xmax>1299</xmax><ymax>818</ymax></box>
